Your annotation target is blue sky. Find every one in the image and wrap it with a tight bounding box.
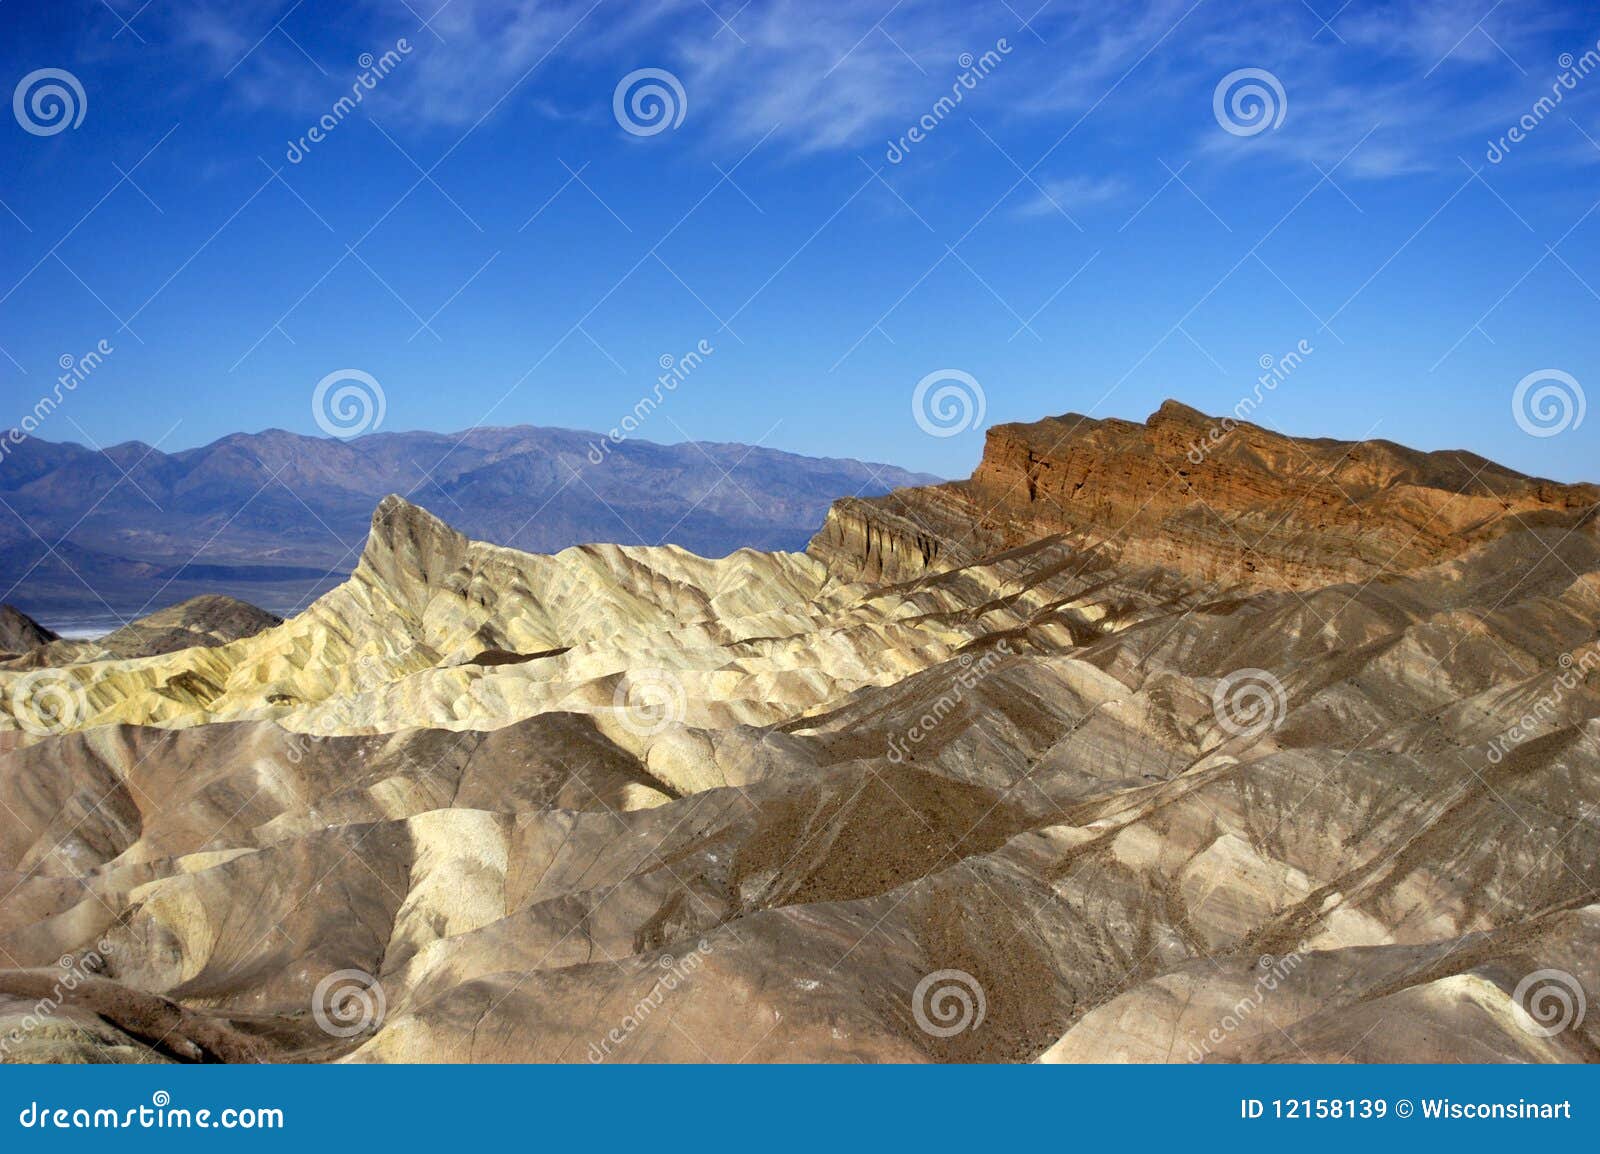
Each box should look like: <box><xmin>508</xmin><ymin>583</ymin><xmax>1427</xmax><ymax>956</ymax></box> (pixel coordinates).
<box><xmin>1</xmin><ymin>0</ymin><xmax>1597</xmax><ymax>481</ymax></box>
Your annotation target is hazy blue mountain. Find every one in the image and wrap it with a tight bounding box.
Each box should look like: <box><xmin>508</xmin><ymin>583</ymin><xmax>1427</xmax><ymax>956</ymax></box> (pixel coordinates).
<box><xmin>0</xmin><ymin>427</ymin><xmax>938</xmax><ymax>628</ymax></box>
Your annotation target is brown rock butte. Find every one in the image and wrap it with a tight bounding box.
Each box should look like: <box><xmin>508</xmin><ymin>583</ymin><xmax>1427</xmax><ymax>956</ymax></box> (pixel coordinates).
<box><xmin>808</xmin><ymin>400</ymin><xmax>1600</xmax><ymax>590</ymax></box>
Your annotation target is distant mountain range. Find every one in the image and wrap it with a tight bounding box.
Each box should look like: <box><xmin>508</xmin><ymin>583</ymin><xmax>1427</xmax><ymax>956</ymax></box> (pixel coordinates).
<box><xmin>0</xmin><ymin>427</ymin><xmax>938</xmax><ymax>626</ymax></box>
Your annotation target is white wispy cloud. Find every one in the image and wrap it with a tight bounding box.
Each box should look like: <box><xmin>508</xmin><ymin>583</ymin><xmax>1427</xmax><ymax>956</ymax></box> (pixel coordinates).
<box><xmin>1336</xmin><ymin>0</ymin><xmax>1574</xmax><ymax>71</ymax></box>
<box><xmin>145</xmin><ymin>0</ymin><xmax>1593</xmax><ymax>184</ymax></box>
<box><xmin>1015</xmin><ymin>174</ymin><xmax>1127</xmax><ymax>216</ymax></box>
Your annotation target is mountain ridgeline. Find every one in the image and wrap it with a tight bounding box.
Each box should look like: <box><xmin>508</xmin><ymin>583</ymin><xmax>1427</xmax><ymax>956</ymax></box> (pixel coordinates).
<box><xmin>0</xmin><ymin>425</ymin><xmax>939</xmax><ymax>623</ymax></box>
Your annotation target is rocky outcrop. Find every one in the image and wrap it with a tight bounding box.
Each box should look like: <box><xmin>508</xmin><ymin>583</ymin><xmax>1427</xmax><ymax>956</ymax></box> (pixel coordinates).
<box><xmin>806</xmin><ymin>497</ymin><xmax>950</xmax><ymax>583</ymax></box>
<box><xmin>0</xmin><ymin>496</ymin><xmax>992</xmax><ymax>739</ymax></box>
<box><xmin>0</xmin><ymin>605</ymin><xmax>57</xmax><ymax>659</ymax></box>
<box><xmin>1</xmin><ymin>595</ymin><xmax>282</xmax><ymax>670</ymax></box>
<box><xmin>811</xmin><ymin>400</ymin><xmax>1600</xmax><ymax>592</ymax></box>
